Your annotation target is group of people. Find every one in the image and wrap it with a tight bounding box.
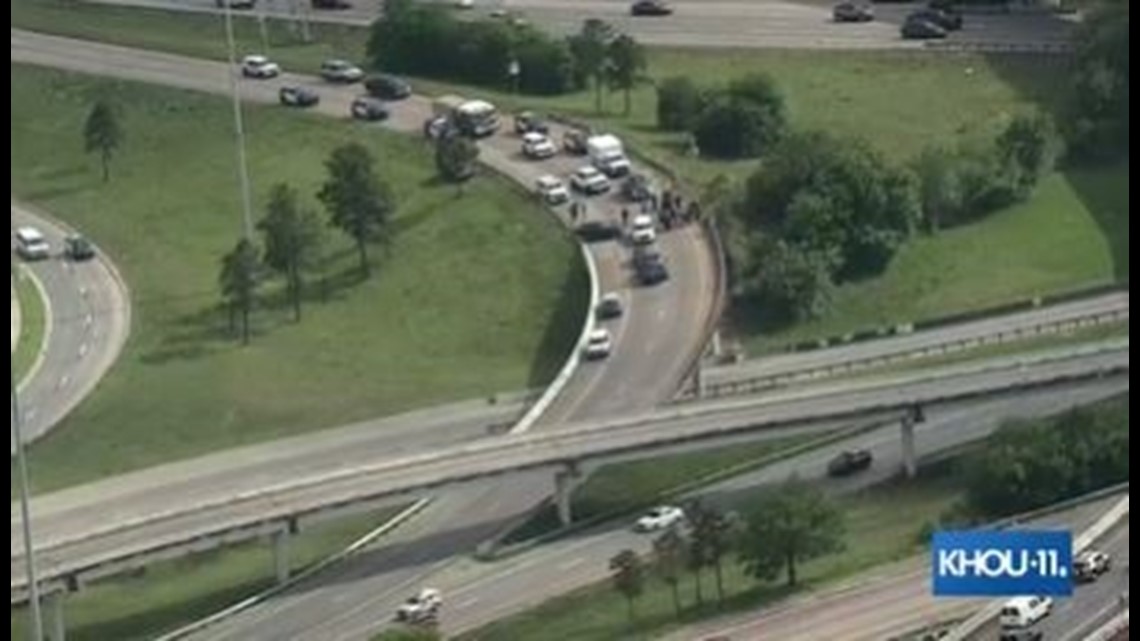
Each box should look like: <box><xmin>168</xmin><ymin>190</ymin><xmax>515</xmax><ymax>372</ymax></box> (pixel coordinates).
<box><xmin>566</xmin><ymin>183</ymin><xmax>704</xmax><ymax>234</ymax></box>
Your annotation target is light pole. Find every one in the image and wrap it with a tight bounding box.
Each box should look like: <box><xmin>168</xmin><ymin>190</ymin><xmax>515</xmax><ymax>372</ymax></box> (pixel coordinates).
<box><xmin>12</xmin><ymin>267</ymin><xmax>44</xmax><ymax>641</ymax></box>
<box><xmin>221</xmin><ymin>2</ymin><xmax>257</xmax><ymax>240</ymax></box>
<box><xmin>507</xmin><ymin>59</ymin><xmax>520</xmax><ymax>95</ymax></box>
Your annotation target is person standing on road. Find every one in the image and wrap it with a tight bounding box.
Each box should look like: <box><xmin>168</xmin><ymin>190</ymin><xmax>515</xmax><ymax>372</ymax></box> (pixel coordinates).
<box><xmin>621</xmin><ymin>208</ymin><xmax>630</xmax><ymax>227</ymax></box>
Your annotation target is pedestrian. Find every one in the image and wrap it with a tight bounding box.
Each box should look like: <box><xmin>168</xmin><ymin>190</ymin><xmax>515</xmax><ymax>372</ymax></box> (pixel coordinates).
<box><xmin>570</xmin><ymin>201</ymin><xmax>580</xmax><ymax>223</ymax></box>
<box><xmin>621</xmin><ymin>208</ymin><xmax>630</xmax><ymax>227</ymax></box>
<box><xmin>648</xmin><ymin>191</ymin><xmax>658</xmax><ymax>213</ymax></box>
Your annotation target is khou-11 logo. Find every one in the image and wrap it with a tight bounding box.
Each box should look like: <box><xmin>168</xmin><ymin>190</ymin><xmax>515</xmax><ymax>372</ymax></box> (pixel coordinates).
<box><xmin>932</xmin><ymin>530</ymin><xmax>1073</xmax><ymax>596</ymax></box>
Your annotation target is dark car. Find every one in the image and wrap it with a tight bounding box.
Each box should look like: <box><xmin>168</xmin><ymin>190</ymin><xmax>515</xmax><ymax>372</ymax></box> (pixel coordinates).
<box><xmin>513</xmin><ymin>111</ymin><xmax>550</xmax><ymax>135</ymax></box>
<box><xmin>827</xmin><ymin>449</ymin><xmax>873</xmax><ymax>476</ymax></box>
<box><xmin>622</xmin><ymin>173</ymin><xmax>653</xmax><ymax>202</ymax></box>
<box><xmin>364</xmin><ymin>74</ymin><xmax>411</xmax><ymax>101</ymax></box>
<box><xmin>279</xmin><ymin>86</ymin><xmax>320</xmax><ymax>108</ymax></box>
<box><xmin>311</xmin><ymin>0</ymin><xmax>352</xmax><ymax>8</ymax></box>
<box><xmin>900</xmin><ymin>16</ymin><xmax>948</xmax><ymax>40</ymax></box>
<box><xmin>216</xmin><ymin>0</ymin><xmax>255</xmax><ymax>8</ymax></box>
<box><xmin>630</xmin><ymin>0</ymin><xmax>673</xmax><ymax>16</ymax></box>
<box><xmin>833</xmin><ymin>2</ymin><xmax>874</xmax><ymax>22</ymax></box>
<box><xmin>575</xmin><ymin>221</ymin><xmax>623</xmax><ymax>243</ymax></box>
<box><xmin>999</xmin><ymin>631</ymin><xmax>1043</xmax><ymax>641</ymax></box>
<box><xmin>351</xmin><ymin>97</ymin><xmax>390</xmax><ymax>121</ymax></box>
<box><xmin>635</xmin><ymin>258</ymin><xmax>670</xmax><ymax>285</ymax></box>
<box><xmin>1074</xmin><ymin>550</ymin><xmax>1112</xmax><ymax>583</ymax></box>
<box><xmin>562</xmin><ymin>129</ymin><xmax>591</xmax><ymax>155</ymax></box>
<box><xmin>909</xmin><ymin>7</ymin><xmax>961</xmax><ymax>30</ymax></box>
<box><xmin>63</xmin><ymin>235</ymin><xmax>96</xmax><ymax>261</ymax></box>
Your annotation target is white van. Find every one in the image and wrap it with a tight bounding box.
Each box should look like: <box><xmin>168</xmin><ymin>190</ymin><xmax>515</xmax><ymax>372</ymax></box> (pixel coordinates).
<box><xmin>1000</xmin><ymin>596</ymin><xmax>1053</xmax><ymax>628</ymax></box>
<box><xmin>14</xmin><ymin>226</ymin><xmax>51</xmax><ymax>260</ymax></box>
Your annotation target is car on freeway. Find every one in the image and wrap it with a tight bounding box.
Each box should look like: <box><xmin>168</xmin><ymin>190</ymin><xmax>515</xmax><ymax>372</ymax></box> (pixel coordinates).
<box><xmin>596</xmin><ymin>292</ymin><xmax>624</xmax><ymax>319</ymax></box>
<box><xmin>634</xmin><ymin>505</ymin><xmax>685</xmax><ymax>532</ymax></box>
<box><xmin>583</xmin><ymin>328</ymin><xmax>613</xmax><ymax>360</ymax></box>
<box><xmin>454</xmin><ymin>0</ymin><xmax>474</xmax><ymax>8</ymax></box>
<box><xmin>1074</xmin><ymin>549</ymin><xmax>1112</xmax><ymax>582</ymax></box>
<box><xmin>833</xmin><ymin>2</ymin><xmax>874</xmax><ymax>22</ymax></box>
<box><xmin>999</xmin><ymin>630</ymin><xmax>1043</xmax><ymax>641</ymax></box>
<box><xmin>311</xmin><ymin>0</ymin><xmax>352</xmax><ymax>8</ymax></box>
<box><xmin>240</xmin><ymin>54</ymin><xmax>280</xmax><ymax>79</ymax></box>
<box><xmin>910</xmin><ymin>7</ymin><xmax>962</xmax><ymax>30</ymax></box>
<box><xmin>562</xmin><ymin>128</ymin><xmax>591</xmax><ymax>155</ymax></box>
<box><xmin>622</xmin><ymin>173</ymin><xmax>653</xmax><ymax>202</ymax></box>
<box><xmin>14</xmin><ymin>226</ymin><xmax>51</xmax><ymax>261</ymax></box>
<box><xmin>536</xmin><ymin>175</ymin><xmax>570</xmax><ymax>205</ymax></box>
<box><xmin>570</xmin><ymin>166</ymin><xmax>611</xmax><ymax>195</ymax></box>
<box><xmin>630</xmin><ymin>0</ymin><xmax>673</xmax><ymax>16</ymax></box>
<box><xmin>900</xmin><ymin>16</ymin><xmax>948</xmax><ymax>40</ymax></box>
<box><xmin>363</xmin><ymin>74</ymin><xmax>411</xmax><ymax>100</ymax></box>
<box><xmin>522</xmin><ymin>132</ymin><xmax>557</xmax><ymax>160</ymax></box>
<box><xmin>633</xmin><ymin>246</ymin><xmax>669</xmax><ymax>285</ymax></box>
<box><xmin>63</xmin><ymin>235</ymin><xmax>96</xmax><ymax>261</ymax></box>
<box><xmin>999</xmin><ymin>596</ymin><xmax>1053</xmax><ymax>629</ymax></box>
<box><xmin>350</xmin><ymin>97</ymin><xmax>389</xmax><ymax>121</ymax></box>
<box><xmin>630</xmin><ymin>214</ymin><xmax>657</xmax><ymax>245</ymax></box>
<box><xmin>394</xmin><ymin>588</ymin><xmax>442</xmax><ymax>623</ymax></box>
<box><xmin>279</xmin><ymin>86</ymin><xmax>320</xmax><ymax>108</ymax></box>
<box><xmin>826</xmin><ymin>449</ymin><xmax>873</xmax><ymax>477</ymax></box>
<box><xmin>320</xmin><ymin>59</ymin><xmax>365</xmax><ymax>83</ymax></box>
<box><xmin>575</xmin><ymin>220</ymin><xmax>623</xmax><ymax>243</ymax></box>
<box><xmin>514</xmin><ymin>111</ymin><xmax>550</xmax><ymax>135</ymax></box>
<box><xmin>216</xmin><ymin>0</ymin><xmax>256</xmax><ymax>8</ymax></box>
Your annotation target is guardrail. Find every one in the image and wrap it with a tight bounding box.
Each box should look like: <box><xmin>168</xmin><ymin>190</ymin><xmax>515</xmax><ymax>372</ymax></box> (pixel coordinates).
<box><xmin>1084</xmin><ymin>611</ymin><xmax>1130</xmax><ymax>641</ymax></box>
<box><xmin>924</xmin><ymin>40</ymin><xmax>1075</xmax><ymax>54</ymax></box>
<box><xmin>691</xmin><ymin>313</ymin><xmax>1128</xmax><ymax>400</ymax></box>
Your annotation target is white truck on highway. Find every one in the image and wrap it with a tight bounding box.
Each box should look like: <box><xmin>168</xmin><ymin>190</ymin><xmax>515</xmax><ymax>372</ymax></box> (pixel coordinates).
<box><xmin>432</xmin><ymin>95</ymin><xmax>501</xmax><ymax>138</ymax></box>
<box><xmin>587</xmin><ymin>134</ymin><xmax>631</xmax><ymax>177</ymax></box>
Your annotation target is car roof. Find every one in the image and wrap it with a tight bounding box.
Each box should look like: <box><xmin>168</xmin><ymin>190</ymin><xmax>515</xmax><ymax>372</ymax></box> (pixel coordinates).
<box><xmin>537</xmin><ymin>175</ymin><xmax>562</xmax><ymax>186</ymax></box>
<box><xmin>523</xmin><ymin>132</ymin><xmax>547</xmax><ymax>141</ymax></box>
<box><xmin>601</xmin><ymin>292</ymin><xmax>621</xmax><ymax>302</ymax></box>
<box><xmin>588</xmin><ymin>329</ymin><xmax>610</xmax><ymax>340</ymax></box>
<box><xmin>16</xmin><ymin>226</ymin><xmax>45</xmax><ymax>240</ymax></box>
<box><xmin>577</xmin><ymin>166</ymin><xmax>600</xmax><ymax>175</ymax></box>
<box><xmin>244</xmin><ymin>54</ymin><xmax>269</xmax><ymax>62</ymax></box>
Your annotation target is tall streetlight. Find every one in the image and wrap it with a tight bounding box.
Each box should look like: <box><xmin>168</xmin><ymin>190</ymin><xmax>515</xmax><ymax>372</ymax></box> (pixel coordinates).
<box><xmin>221</xmin><ymin>2</ymin><xmax>257</xmax><ymax>240</ymax></box>
<box><xmin>12</xmin><ymin>267</ymin><xmax>44</xmax><ymax>641</ymax></box>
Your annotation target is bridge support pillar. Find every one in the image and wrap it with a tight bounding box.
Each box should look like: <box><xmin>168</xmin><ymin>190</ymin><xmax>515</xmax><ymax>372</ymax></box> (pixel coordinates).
<box><xmin>554</xmin><ymin>464</ymin><xmax>582</xmax><ymax>527</ymax></box>
<box><xmin>46</xmin><ymin>591</ymin><xmax>66</xmax><ymax>641</ymax></box>
<box><xmin>272</xmin><ymin>529</ymin><xmax>291</xmax><ymax>584</ymax></box>
<box><xmin>900</xmin><ymin>414</ymin><xmax>917</xmax><ymax>480</ymax></box>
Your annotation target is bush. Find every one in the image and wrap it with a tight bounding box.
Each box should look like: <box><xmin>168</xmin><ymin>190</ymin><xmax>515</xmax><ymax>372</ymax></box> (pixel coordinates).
<box><xmin>912</xmin><ymin>144</ymin><xmax>1021</xmax><ymax>230</ymax></box>
<box><xmin>693</xmin><ymin>97</ymin><xmax>783</xmax><ymax>159</ymax></box>
<box><xmin>1067</xmin><ymin>0</ymin><xmax>1129</xmax><ymax>160</ymax></box>
<box><xmin>655</xmin><ymin>76</ymin><xmax>706</xmax><ymax>131</ymax></box>
<box><xmin>996</xmin><ymin>112</ymin><xmax>1060</xmax><ymax>198</ymax></box>
<box><xmin>734</xmin><ymin>238</ymin><xmax>833</xmax><ymax>322</ymax></box>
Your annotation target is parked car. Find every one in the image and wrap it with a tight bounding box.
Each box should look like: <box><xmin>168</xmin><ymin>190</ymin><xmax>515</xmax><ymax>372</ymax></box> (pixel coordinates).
<box><xmin>350</xmin><ymin>97</ymin><xmax>389</xmax><ymax>121</ymax></box>
<box><xmin>279</xmin><ymin>86</ymin><xmax>320</xmax><ymax>107</ymax></box>
<box><xmin>900</xmin><ymin>16</ymin><xmax>948</xmax><ymax>39</ymax></box>
<box><xmin>423</xmin><ymin>115</ymin><xmax>453</xmax><ymax>140</ymax></box>
<box><xmin>240</xmin><ymin>54</ymin><xmax>280</xmax><ymax>79</ymax></box>
<box><xmin>394</xmin><ymin>588</ymin><xmax>442</xmax><ymax>623</ymax></box>
<box><xmin>596</xmin><ymin>292</ymin><xmax>624</xmax><ymax>319</ymax></box>
<box><xmin>1000</xmin><ymin>596</ymin><xmax>1053</xmax><ymax>629</ymax></box>
<box><xmin>216</xmin><ymin>0</ymin><xmax>255</xmax><ymax>8</ymax></box>
<box><xmin>570</xmin><ymin>166</ymin><xmax>611</xmax><ymax>195</ymax></box>
<box><xmin>630</xmin><ymin>0</ymin><xmax>673</xmax><ymax>16</ymax></box>
<box><xmin>583</xmin><ymin>328</ymin><xmax>613</xmax><ymax>360</ymax></box>
<box><xmin>621</xmin><ymin>173</ymin><xmax>653</xmax><ymax>202</ymax></box>
<box><xmin>14</xmin><ymin>226</ymin><xmax>51</xmax><ymax>261</ymax></box>
<box><xmin>320</xmin><ymin>59</ymin><xmax>364</xmax><ymax>83</ymax></box>
<box><xmin>1074</xmin><ymin>550</ymin><xmax>1112</xmax><ymax>582</ymax></box>
<box><xmin>833</xmin><ymin>2</ymin><xmax>874</xmax><ymax>22</ymax></box>
<box><xmin>826</xmin><ymin>449</ymin><xmax>873</xmax><ymax>477</ymax></box>
<box><xmin>630</xmin><ymin>214</ymin><xmax>657</xmax><ymax>245</ymax></box>
<box><xmin>633</xmin><ymin>246</ymin><xmax>669</xmax><ymax>285</ymax></box>
<box><xmin>63</xmin><ymin>235</ymin><xmax>96</xmax><ymax>261</ymax></box>
<box><xmin>454</xmin><ymin>0</ymin><xmax>474</xmax><ymax>8</ymax></box>
<box><xmin>363</xmin><ymin>74</ymin><xmax>411</xmax><ymax>100</ymax></box>
<box><xmin>910</xmin><ymin>7</ymin><xmax>962</xmax><ymax>30</ymax></box>
<box><xmin>634</xmin><ymin>505</ymin><xmax>685</xmax><ymax>532</ymax></box>
<box><xmin>514</xmin><ymin>111</ymin><xmax>550</xmax><ymax>135</ymax></box>
<box><xmin>522</xmin><ymin>132</ymin><xmax>557</xmax><ymax>160</ymax></box>
<box><xmin>575</xmin><ymin>221</ymin><xmax>623</xmax><ymax>243</ymax></box>
<box><xmin>562</xmin><ymin>129</ymin><xmax>591</xmax><ymax>155</ymax></box>
<box><xmin>311</xmin><ymin>0</ymin><xmax>352</xmax><ymax>8</ymax></box>
<box><xmin>535</xmin><ymin>175</ymin><xmax>570</xmax><ymax>205</ymax></box>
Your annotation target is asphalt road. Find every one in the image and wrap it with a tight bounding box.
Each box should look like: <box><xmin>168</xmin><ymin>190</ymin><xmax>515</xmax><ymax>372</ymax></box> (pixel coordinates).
<box><xmin>1036</xmin><ymin>519</ymin><xmax>1130</xmax><ymax>641</ymax></box>
<box><xmin>82</xmin><ymin>0</ymin><xmax>1077</xmax><ymax>50</ymax></box>
<box><xmin>10</xmin><ymin>203</ymin><xmax>131</xmax><ymax>451</ymax></box>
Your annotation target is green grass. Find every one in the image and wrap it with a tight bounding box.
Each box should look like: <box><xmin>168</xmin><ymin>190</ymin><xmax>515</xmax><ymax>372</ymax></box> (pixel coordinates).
<box><xmin>461</xmin><ymin>474</ymin><xmax>962</xmax><ymax>641</ymax></box>
<box><xmin>12</xmin><ymin>265</ymin><xmax>48</xmax><ymax>385</ymax></box>
<box><xmin>1064</xmin><ymin>160</ymin><xmax>1131</xmax><ymax>282</ymax></box>
<box><xmin>11</xmin><ymin>65</ymin><xmax>585</xmax><ymax>494</ymax></box>
<box><xmin>11</xmin><ymin>506</ymin><xmax>405</xmax><ymax>641</ymax></box>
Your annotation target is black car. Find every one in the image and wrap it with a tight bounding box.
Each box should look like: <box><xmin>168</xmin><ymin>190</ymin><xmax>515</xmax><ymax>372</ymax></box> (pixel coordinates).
<box><xmin>909</xmin><ymin>7</ymin><xmax>961</xmax><ymax>30</ymax></box>
<box><xmin>999</xmin><ymin>631</ymin><xmax>1043</xmax><ymax>641</ymax></box>
<box><xmin>311</xmin><ymin>0</ymin><xmax>352</xmax><ymax>8</ymax></box>
<box><xmin>216</xmin><ymin>0</ymin><xmax>255</xmax><ymax>8</ymax></box>
<box><xmin>513</xmin><ymin>111</ymin><xmax>550</xmax><ymax>135</ymax></box>
<box><xmin>64</xmin><ymin>235</ymin><xmax>96</xmax><ymax>261</ymax></box>
<box><xmin>833</xmin><ymin>2</ymin><xmax>874</xmax><ymax>22</ymax></box>
<box><xmin>635</xmin><ymin>258</ymin><xmax>669</xmax><ymax>285</ymax></box>
<box><xmin>900</xmin><ymin>17</ymin><xmax>948</xmax><ymax>39</ymax></box>
<box><xmin>364</xmin><ymin>74</ymin><xmax>411</xmax><ymax>101</ymax></box>
<box><xmin>630</xmin><ymin>0</ymin><xmax>672</xmax><ymax>16</ymax></box>
<box><xmin>827</xmin><ymin>449</ymin><xmax>873</xmax><ymax>476</ymax></box>
<box><xmin>575</xmin><ymin>221</ymin><xmax>623</xmax><ymax>243</ymax></box>
<box><xmin>351</xmin><ymin>97</ymin><xmax>390</xmax><ymax>121</ymax></box>
<box><xmin>622</xmin><ymin>174</ymin><xmax>653</xmax><ymax>202</ymax></box>
<box><xmin>279</xmin><ymin>86</ymin><xmax>320</xmax><ymax>108</ymax></box>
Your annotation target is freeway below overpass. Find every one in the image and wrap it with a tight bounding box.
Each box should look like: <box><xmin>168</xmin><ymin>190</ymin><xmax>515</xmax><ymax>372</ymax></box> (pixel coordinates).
<box><xmin>11</xmin><ymin>343</ymin><xmax>1129</xmax><ymax>602</ymax></box>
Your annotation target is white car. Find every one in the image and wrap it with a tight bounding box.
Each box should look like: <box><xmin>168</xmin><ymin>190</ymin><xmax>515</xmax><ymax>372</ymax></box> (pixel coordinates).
<box><xmin>240</xmin><ymin>54</ymin><xmax>280</xmax><ymax>79</ymax></box>
<box><xmin>634</xmin><ymin>505</ymin><xmax>685</xmax><ymax>532</ymax></box>
<box><xmin>14</xmin><ymin>226</ymin><xmax>51</xmax><ymax>260</ymax></box>
<box><xmin>630</xmin><ymin>214</ymin><xmax>657</xmax><ymax>245</ymax></box>
<box><xmin>570</xmin><ymin>166</ymin><xmax>611</xmax><ymax>195</ymax></box>
<box><xmin>522</xmin><ymin>132</ymin><xmax>557</xmax><ymax>159</ymax></box>
<box><xmin>394</xmin><ymin>588</ymin><xmax>442</xmax><ymax>623</ymax></box>
<box><xmin>454</xmin><ymin>0</ymin><xmax>474</xmax><ymax>8</ymax></box>
<box><xmin>582</xmin><ymin>328</ymin><xmax>613</xmax><ymax>360</ymax></box>
<box><xmin>535</xmin><ymin>175</ymin><xmax>569</xmax><ymax>205</ymax></box>
<box><xmin>320</xmin><ymin>59</ymin><xmax>364</xmax><ymax>83</ymax></box>
<box><xmin>999</xmin><ymin>596</ymin><xmax>1053</xmax><ymax>628</ymax></box>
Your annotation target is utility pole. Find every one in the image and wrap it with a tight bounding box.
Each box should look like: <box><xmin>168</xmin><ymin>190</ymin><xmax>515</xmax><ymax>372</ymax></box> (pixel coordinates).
<box><xmin>221</xmin><ymin>2</ymin><xmax>257</xmax><ymax>240</ymax></box>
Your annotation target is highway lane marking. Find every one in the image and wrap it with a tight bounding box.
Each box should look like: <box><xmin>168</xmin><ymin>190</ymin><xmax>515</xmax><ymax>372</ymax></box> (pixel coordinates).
<box><xmin>79</xmin><ymin>286</ymin><xmax>88</xmax><ymax>298</ymax></box>
<box><xmin>84</xmin><ymin>313</ymin><xmax>93</xmax><ymax>327</ymax></box>
<box><xmin>454</xmin><ymin>596</ymin><xmax>480</xmax><ymax>610</ymax></box>
<box><xmin>558</xmin><ymin>557</ymin><xmax>585</xmax><ymax>571</ymax></box>
<box><xmin>57</xmin><ymin>374</ymin><xmax>70</xmax><ymax>390</ymax></box>
<box><xmin>78</xmin><ymin>343</ymin><xmax>88</xmax><ymax>359</ymax></box>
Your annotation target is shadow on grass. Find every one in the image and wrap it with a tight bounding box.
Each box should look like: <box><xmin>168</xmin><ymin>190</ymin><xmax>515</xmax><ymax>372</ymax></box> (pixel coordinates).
<box><xmin>525</xmin><ymin>247</ymin><xmax>591</xmax><ymax>390</ymax></box>
<box><xmin>1061</xmin><ymin>160</ymin><xmax>1130</xmax><ymax>282</ymax></box>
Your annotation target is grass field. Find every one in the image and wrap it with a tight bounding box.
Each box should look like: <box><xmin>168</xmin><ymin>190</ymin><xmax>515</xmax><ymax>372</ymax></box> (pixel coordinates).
<box><xmin>461</xmin><ymin>474</ymin><xmax>962</xmax><ymax>641</ymax></box>
<box><xmin>12</xmin><ymin>265</ymin><xmax>48</xmax><ymax>385</ymax></box>
<box><xmin>11</xmin><ymin>506</ymin><xmax>404</xmax><ymax>641</ymax></box>
<box><xmin>11</xmin><ymin>65</ymin><xmax>585</xmax><ymax>493</ymax></box>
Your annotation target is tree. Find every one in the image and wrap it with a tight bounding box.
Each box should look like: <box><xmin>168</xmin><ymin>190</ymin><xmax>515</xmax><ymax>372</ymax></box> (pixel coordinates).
<box><xmin>257</xmin><ymin>184</ymin><xmax>322</xmax><ymax>322</ymax></box>
<box><xmin>435</xmin><ymin>134</ymin><xmax>480</xmax><ymax>187</ymax></box>
<box><xmin>912</xmin><ymin>146</ymin><xmax>965</xmax><ymax>231</ymax></box>
<box><xmin>737</xmin><ymin>238</ymin><xmax>833</xmax><ymax>323</ymax></box>
<box><xmin>686</xmin><ymin>527</ymin><xmax>707</xmax><ymax>607</ymax></box>
<box><xmin>1068</xmin><ymin>0</ymin><xmax>1129</xmax><ymax>159</ymax></box>
<box><xmin>317</xmin><ymin>143</ymin><xmax>395</xmax><ymax>277</ymax></box>
<box><xmin>218</xmin><ymin>237</ymin><xmax>261</xmax><ymax>345</ymax></box>
<box><xmin>607</xmin><ymin>34</ymin><xmax>647</xmax><ymax>116</ymax></box>
<box><xmin>84</xmin><ymin>100</ymin><xmax>123</xmax><ymax>183</ymax></box>
<box><xmin>738</xmin><ymin>479</ymin><xmax>845</xmax><ymax>587</ymax></box>
<box><xmin>996</xmin><ymin>113</ymin><xmax>1059</xmax><ymax>198</ymax></box>
<box><xmin>568</xmin><ymin>18</ymin><xmax>614</xmax><ymax>113</ymax></box>
<box><xmin>609</xmin><ymin>549</ymin><xmax>645</xmax><ymax>625</ymax></box>
<box><xmin>693</xmin><ymin>96</ymin><xmax>784</xmax><ymax>159</ymax></box>
<box><xmin>727</xmin><ymin>73</ymin><xmax>786</xmax><ymax>124</ymax></box>
<box><xmin>656</xmin><ymin>76</ymin><xmax>706</xmax><ymax>132</ymax></box>
<box><xmin>687</xmin><ymin>501</ymin><xmax>735</xmax><ymax>607</ymax></box>
<box><xmin>653</xmin><ymin>528</ymin><xmax>686</xmax><ymax>618</ymax></box>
